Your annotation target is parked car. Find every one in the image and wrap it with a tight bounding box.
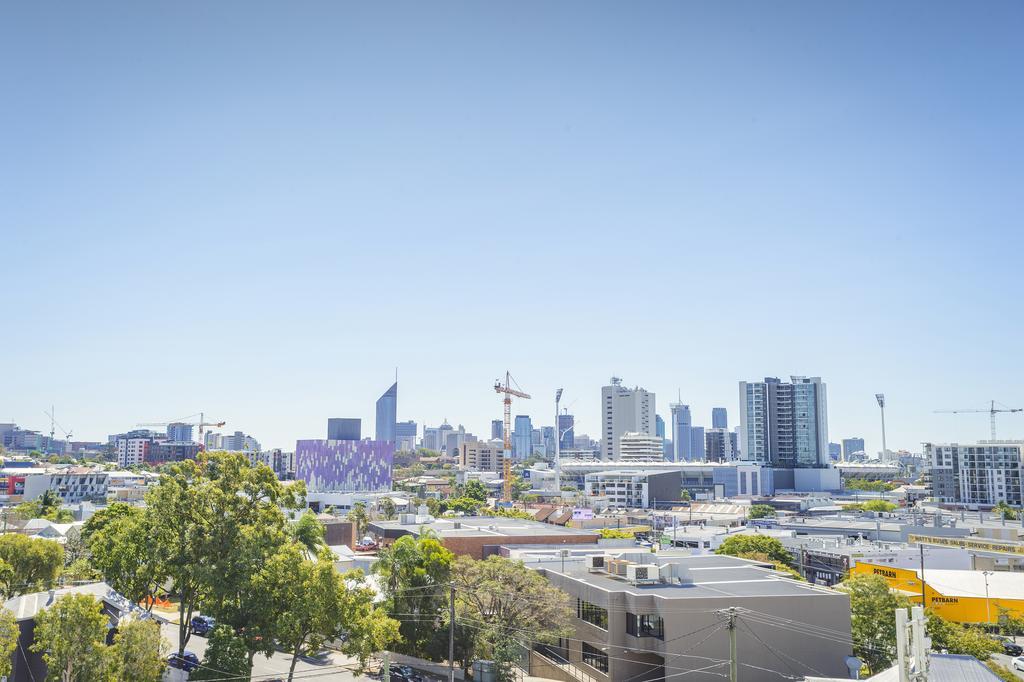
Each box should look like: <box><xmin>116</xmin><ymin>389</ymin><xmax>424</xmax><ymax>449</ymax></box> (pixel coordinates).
<box><xmin>190</xmin><ymin>615</ymin><xmax>216</xmax><ymax>636</ymax></box>
<box><xmin>167</xmin><ymin>651</ymin><xmax>201</xmax><ymax>673</ymax></box>
<box><xmin>394</xmin><ymin>665</ymin><xmax>424</xmax><ymax>681</ymax></box>
<box><xmin>1013</xmin><ymin>655</ymin><xmax>1024</xmax><ymax>671</ymax></box>
<box><xmin>355</xmin><ymin>538</ymin><xmax>378</xmax><ymax>552</ymax></box>
<box><xmin>996</xmin><ymin>637</ymin><xmax>1023</xmax><ymax>656</ymax></box>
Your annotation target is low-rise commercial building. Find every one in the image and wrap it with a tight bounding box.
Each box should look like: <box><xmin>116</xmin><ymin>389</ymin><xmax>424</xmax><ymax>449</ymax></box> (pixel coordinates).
<box><xmin>851</xmin><ymin>562</ymin><xmax>1024</xmax><ymax>625</ymax></box>
<box><xmin>368</xmin><ymin>515</ymin><xmax>599</xmax><ymax>559</ymax></box>
<box><xmin>525</xmin><ymin>550</ymin><xmax>852</xmax><ymax>681</ymax></box>
<box><xmin>22</xmin><ymin>468</ymin><xmax>109</xmax><ymax>503</ymax></box>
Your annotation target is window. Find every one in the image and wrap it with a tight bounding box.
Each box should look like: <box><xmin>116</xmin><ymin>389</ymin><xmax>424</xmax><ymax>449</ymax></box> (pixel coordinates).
<box><xmin>626</xmin><ymin>613</ymin><xmax>664</xmax><ymax>639</ymax></box>
<box><xmin>582</xmin><ymin>642</ymin><xmax>609</xmax><ymax>673</ymax></box>
<box><xmin>577</xmin><ymin>598</ymin><xmax>608</xmax><ymax>629</ymax></box>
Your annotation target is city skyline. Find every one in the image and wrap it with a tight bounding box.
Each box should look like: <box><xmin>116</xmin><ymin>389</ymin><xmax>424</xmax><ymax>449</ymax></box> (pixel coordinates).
<box><xmin>4</xmin><ymin>3</ymin><xmax>1022</xmax><ymax>453</ymax></box>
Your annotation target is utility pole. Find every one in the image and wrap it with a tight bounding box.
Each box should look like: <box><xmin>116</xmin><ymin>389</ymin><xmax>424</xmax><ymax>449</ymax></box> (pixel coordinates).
<box><xmin>449</xmin><ymin>584</ymin><xmax>456</xmax><ymax>682</ymax></box>
<box><xmin>725</xmin><ymin>607</ymin><xmax>738</xmax><ymax>682</ymax></box>
<box><xmin>918</xmin><ymin>544</ymin><xmax>927</xmax><ymax>608</ymax></box>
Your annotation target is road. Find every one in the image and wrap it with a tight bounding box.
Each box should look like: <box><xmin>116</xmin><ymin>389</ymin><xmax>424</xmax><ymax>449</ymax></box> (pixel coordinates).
<box><xmin>992</xmin><ymin>653</ymin><xmax>1024</xmax><ymax>680</ymax></box>
<box><xmin>161</xmin><ymin>622</ymin><xmax>373</xmax><ymax>681</ymax></box>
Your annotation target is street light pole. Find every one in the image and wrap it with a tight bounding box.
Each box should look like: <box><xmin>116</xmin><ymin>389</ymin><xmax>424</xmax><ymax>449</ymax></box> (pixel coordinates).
<box><xmin>983</xmin><ymin>571</ymin><xmax>993</xmax><ymax>625</ymax></box>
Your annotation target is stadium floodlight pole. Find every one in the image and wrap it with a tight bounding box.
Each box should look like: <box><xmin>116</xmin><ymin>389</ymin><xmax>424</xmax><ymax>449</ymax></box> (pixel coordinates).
<box><xmin>876</xmin><ymin>394</ymin><xmax>888</xmax><ymax>462</ymax></box>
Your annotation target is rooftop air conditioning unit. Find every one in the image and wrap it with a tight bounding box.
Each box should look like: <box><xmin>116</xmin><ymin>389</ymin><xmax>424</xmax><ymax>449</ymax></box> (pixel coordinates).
<box><xmin>453</xmin><ymin>522</ymin><xmax>462</xmax><ymax>529</ymax></box>
<box><xmin>587</xmin><ymin>555</ymin><xmax>606</xmax><ymax>572</ymax></box>
<box><xmin>626</xmin><ymin>563</ymin><xmax>659</xmax><ymax>585</ymax></box>
<box><xmin>399</xmin><ymin>513</ymin><xmax>417</xmax><ymax>525</ymax></box>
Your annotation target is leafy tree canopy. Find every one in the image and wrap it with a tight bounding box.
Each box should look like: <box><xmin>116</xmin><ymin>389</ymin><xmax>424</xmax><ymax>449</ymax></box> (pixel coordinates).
<box><xmin>715</xmin><ymin>535</ymin><xmax>793</xmax><ymax>568</ymax></box>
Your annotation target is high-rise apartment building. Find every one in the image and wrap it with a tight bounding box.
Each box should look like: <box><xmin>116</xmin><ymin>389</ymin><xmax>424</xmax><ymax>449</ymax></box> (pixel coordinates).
<box><xmin>375</xmin><ymin>382</ymin><xmax>397</xmax><ymax>442</ymax></box>
<box><xmin>513</xmin><ymin>415</ymin><xmax>533</xmax><ymax>460</ymax></box>
<box><xmin>491</xmin><ymin>419</ymin><xmax>504</xmax><ymax>440</ymax></box>
<box><xmin>327</xmin><ymin>418</ymin><xmax>361</xmax><ymax>441</ymax></box>
<box><xmin>619</xmin><ymin>432</ymin><xmax>665</xmax><ymax>463</ymax></box>
<box><xmin>166</xmin><ymin>423</ymin><xmax>194</xmax><ymax>442</ymax></box>
<box><xmin>221</xmin><ymin>431</ymin><xmax>260</xmax><ymax>452</ymax></box>
<box><xmin>712</xmin><ymin>408</ymin><xmax>728</xmax><ymax>430</ymax></box>
<box><xmin>925</xmin><ymin>441</ymin><xmax>1024</xmax><ymax>506</ymax></box>
<box><xmin>670</xmin><ymin>403</ymin><xmax>692</xmax><ymax>462</ymax></box>
<box><xmin>690</xmin><ymin>426</ymin><xmax>706</xmax><ymax>460</ymax></box>
<box><xmin>705</xmin><ymin>428</ymin><xmax>737</xmax><ymax>462</ymax></box>
<box><xmin>739</xmin><ymin>376</ymin><xmax>829</xmax><ymax>468</ymax></box>
<box><xmin>601</xmin><ymin>379</ymin><xmax>655</xmax><ymax>461</ymax></box>
<box><xmin>460</xmin><ymin>440</ymin><xmax>505</xmax><ymax>474</ymax></box>
<box><xmin>828</xmin><ymin>442</ymin><xmax>842</xmax><ymax>461</ymax></box>
<box><xmin>395</xmin><ymin>421</ymin><xmax>417</xmax><ymax>452</ymax></box>
<box><xmin>842</xmin><ymin>437</ymin><xmax>866</xmax><ymax>460</ymax></box>
<box><xmin>557</xmin><ymin>414</ymin><xmax>575</xmax><ymax>451</ymax></box>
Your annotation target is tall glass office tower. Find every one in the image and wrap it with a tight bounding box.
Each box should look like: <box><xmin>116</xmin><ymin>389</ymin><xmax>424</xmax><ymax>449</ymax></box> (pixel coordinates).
<box><xmin>375</xmin><ymin>382</ymin><xmax>398</xmax><ymax>442</ymax></box>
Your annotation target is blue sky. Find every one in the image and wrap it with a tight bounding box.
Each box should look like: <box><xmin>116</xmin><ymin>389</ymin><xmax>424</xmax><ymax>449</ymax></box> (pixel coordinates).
<box><xmin>3</xmin><ymin>2</ymin><xmax>1022</xmax><ymax>452</ymax></box>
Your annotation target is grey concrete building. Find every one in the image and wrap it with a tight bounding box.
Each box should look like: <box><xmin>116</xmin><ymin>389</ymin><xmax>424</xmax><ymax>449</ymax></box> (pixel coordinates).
<box><xmin>524</xmin><ymin>550</ymin><xmax>853</xmax><ymax>682</ymax></box>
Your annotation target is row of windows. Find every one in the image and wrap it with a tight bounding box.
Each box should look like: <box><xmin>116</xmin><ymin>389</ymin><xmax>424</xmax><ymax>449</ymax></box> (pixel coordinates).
<box><xmin>577</xmin><ymin>598</ymin><xmax>608</xmax><ymax>629</ymax></box>
<box><xmin>581</xmin><ymin>642</ymin><xmax>609</xmax><ymax>673</ymax></box>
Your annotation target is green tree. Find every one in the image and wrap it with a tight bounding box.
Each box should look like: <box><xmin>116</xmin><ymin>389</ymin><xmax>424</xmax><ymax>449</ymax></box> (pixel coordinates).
<box><xmin>31</xmin><ymin>592</ymin><xmax>110</xmax><ymax>682</ymax></box>
<box><xmin>463</xmin><ymin>479</ymin><xmax>488</xmax><ymax>502</ymax></box>
<box><xmin>994</xmin><ymin>501</ymin><xmax>1019</xmax><ymax>521</ymax></box>
<box><xmin>191</xmin><ymin>625</ymin><xmax>249</xmax><ymax>681</ymax></box>
<box><xmin>836</xmin><ymin>575</ymin><xmax>911</xmax><ymax>674</ymax></box>
<box><xmin>680</xmin><ymin>490</ymin><xmax>692</xmax><ymax>502</ymax></box>
<box><xmin>374</xmin><ymin>533</ymin><xmax>454</xmax><ymax>657</ymax></box>
<box><xmin>450</xmin><ymin>555</ymin><xmax>573</xmax><ymax>673</ymax></box>
<box><xmin>109</xmin><ymin>617</ymin><xmax>168</xmax><ymax>682</ymax></box>
<box><xmin>926</xmin><ymin>611</ymin><xmax>1000</xmax><ymax>660</ymax></box>
<box><xmin>14</xmin><ymin>490</ymin><xmax>74</xmax><ymax>522</ymax></box>
<box><xmin>379</xmin><ymin>497</ymin><xmax>397</xmax><ymax>520</ymax></box>
<box><xmin>85</xmin><ymin>506</ymin><xmax>166</xmax><ymax>611</ymax></box>
<box><xmin>861</xmin><ymin>499</ymin><xmax>898</xmax><ymax>513</ymax></box>
<box><xmin>0</xmin><ymin>534</ymin><xmax>64</xmax><ymax>598</ymax></box>
<box><xmin>81</xmin><ymin>502</ymin><xmax>136</xmax><ymax>544</ymax></box>
<box><xmin>747</xmin><ymin>504</ymin><xmax>776</xmax><ymax>519</ymax></box>
<box><xmin>347</xmin><ymin>502</ymin><xmax>369</xmax><ymax>537</ymax></box>
<box><xmin>0</xmin><ymin>608</ymin><xmax>18</xmax><ymax>679</ymax></box>
<box><xmin>290</xmin><ymin>510</ymin><xmax>327</xmax><ymax>553</ymax></box>
<box><xmin>716</xmin><ymin>535</ymin><xmax>794</xmax><ymax>568</ymax></box>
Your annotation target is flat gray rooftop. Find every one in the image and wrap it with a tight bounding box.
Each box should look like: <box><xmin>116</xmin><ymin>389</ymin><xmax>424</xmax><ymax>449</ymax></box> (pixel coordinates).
<box><xmin>370</xmin><ymin>516</ymin><xmax>599</xmax><ymax>539</ymax></box>
<box><xmin>537</xmin><ymin>553</ymin><xmax>839</xmax><ymax>600</ymax></box>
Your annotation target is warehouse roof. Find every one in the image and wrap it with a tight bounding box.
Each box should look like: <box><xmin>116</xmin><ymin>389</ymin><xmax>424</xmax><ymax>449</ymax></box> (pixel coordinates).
<box><xmin>919</xmin><ymin>569</ymin><xmax>1024</xmax><ymax>600</ymax></box>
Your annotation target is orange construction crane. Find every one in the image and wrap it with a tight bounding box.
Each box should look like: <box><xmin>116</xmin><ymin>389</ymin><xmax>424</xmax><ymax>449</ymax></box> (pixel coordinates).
<box><xmin>137</xmin><ymin>411</ymin><xmax>226</xmax><ymax>451</ymax></box>
<box><xmin>494</xmin><ymin>372</ymin><xmax>530</xmax><ymax>503</ymax></box>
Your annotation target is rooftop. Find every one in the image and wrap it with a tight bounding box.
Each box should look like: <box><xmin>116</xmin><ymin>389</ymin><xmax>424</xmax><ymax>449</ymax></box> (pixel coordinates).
<box><xmin>370</xmin><ymin>515</ymin><xmax>599</xmax><ymax>539</ymax></box>
<box><xmin>534</xmin><ymin>551</ymin><xmax>840</xmax><ymax>600</ymax></box>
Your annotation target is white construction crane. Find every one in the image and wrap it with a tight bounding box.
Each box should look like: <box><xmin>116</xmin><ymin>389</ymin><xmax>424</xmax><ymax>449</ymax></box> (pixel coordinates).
<box><xmin>934</xmin><ymin>400</ymin><xmax>1022</xmax><ymax>440</ymax></box>
<box><xmin>43</xmin><ymin>406</ymin><xmax>72</xmax><ymax>454</ymax></box>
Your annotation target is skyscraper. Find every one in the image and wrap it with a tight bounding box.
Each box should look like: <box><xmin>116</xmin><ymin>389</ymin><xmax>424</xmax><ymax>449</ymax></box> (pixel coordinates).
<box><xmin>670</xmin><ymin>403</ymin><xmax>692</xmax><ymax>462</ymax></box>
<box><xmin>491</xmin><ymin>419</ymin><xmax>504</xmax><ymax>440</ymax></box>
<box><xmin>705</xmin><ymin>428</ymin><xmax>737</xmax><ymax>462</ymax></box>
<box><xmin>711</xmin><ymin>408</ymin><xmax>728</xmax><ymax>430</ymax></box>
<box><xmin>690</xmin><ymin>426</ymin><xmax>705</xmax><ymax>460</ymax></box>
<box><xmin>375</xmin><ymin>381</ymin><xmax>398</xmax><ymax>442</ymax></box>
<box><xmin>655</xmin><ymin>415</ymin><xmax>665</xmax><ymax>438</ymax></box>
<box><xmin>513</xmin><ymin>415</ymin><xmax>533</xmax><ymax>460</ymax></box>
<box><xmin>396</xmin><ymin>421</ymin><xmax>417</xmax><ymax>452</ymax></box>
<box><xmin>842</xmin><ymin>437</ymin><xmax>866</xmax><ymax>460</ymax></box>
<box><xmin>557</xmin><ymin>413</ymin><xmax>575</xmax><ymax>451</ymax></box>
<box><xmin>327</xmin><ymin>418</ymin><xmax>361</xmax><ymax>441</ymax></box>
<box><xmin>739</xmin><ymin>376</ymin><xmax>829</xmax><ymax>468</ymax></box>
<box><xmin>601</xmin><ymin>378</ymin><xmax>655</xmax><ymax>461</ymax></box>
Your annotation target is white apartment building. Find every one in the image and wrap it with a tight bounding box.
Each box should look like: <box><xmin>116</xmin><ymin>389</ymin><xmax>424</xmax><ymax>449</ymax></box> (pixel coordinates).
<box><xmin>116</xmin><ymin>437</ymin><xmax>151</xmax><ymax>467</ymax></box>
<box><xmin>23</xmin><ymin>468</ymin><xmax>110</xmax><ymax>503</ymax></box>
<box><xmin>460</xmin><ymin>440</ymin><xmax>505</xmax><ymax>474</ymax></box>
<box><xmin>584</xmin><ymin>469</ymin><xmax>682</xmax><ymax>509</ymax></box>
<box><xmin>601</xmin><ymin>378</ymin><xmax>655</xmax><ymax>461</ymax></box>
<box><xmin>619</xmin><ymin>432</ymin><xmax>665</xmax><ymax>463</ymax></box>
<box><xmin>925</xmin><ymin>441</ymin><xmax>1024</xmax><ymax>506</ymax></box>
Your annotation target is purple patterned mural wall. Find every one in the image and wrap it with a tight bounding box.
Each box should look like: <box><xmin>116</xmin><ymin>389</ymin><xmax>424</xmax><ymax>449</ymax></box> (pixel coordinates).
<box><xmin>295</xmin><ymin>439</ymin><xmax>394</xmax><ymax>492</ymax></box>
